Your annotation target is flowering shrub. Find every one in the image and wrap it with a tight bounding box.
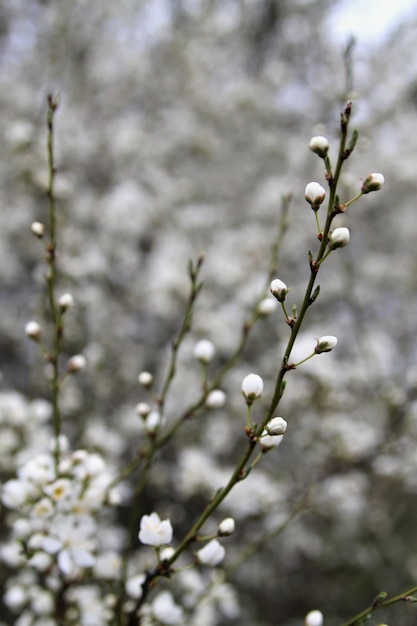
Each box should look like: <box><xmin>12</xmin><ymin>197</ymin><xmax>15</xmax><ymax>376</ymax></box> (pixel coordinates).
<box><xmin>2</xmin><ymin>89</ymin><xmax>414</xmax><ymax>626</ymax></box>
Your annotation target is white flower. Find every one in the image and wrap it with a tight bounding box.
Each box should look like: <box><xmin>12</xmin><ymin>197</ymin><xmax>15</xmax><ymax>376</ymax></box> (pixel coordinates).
<box><xmin>138</xmin><ymin>371</ymin><xmax>153</xmax><ymax>387</ymax></box>
<box><xmin>218</xmin><ymin>517</ymin><xmax>235</xmax><ymax>536</ymax></box>
<box><xmin>139</xmin><ymin>512</ymin><xmax>173</xmax><ymax>546</ymax></box>
<box><xmin>305</xmin><ymin>609</ymin><xmax>324</xmax><ymax>626</ymax></box>
<box><xmin>270</xmin><ymin>279</ymin><xmax>288</xmax><ymax>303</ymax></box>
<box><xmin>267</xmin><ymin>417</ymin><xmax>288</xmax><ymax>435</ymax></box>
<box><xmin>205</xmin><ymin>389</ymin><xmax>226</xmax><ymax>409</ymax></box>
<box><xmin>309</xmin><ymin>136</ymin><xmax>329</xmax><ymax>158</ymax></box>
<box><xmin>328</xmin><ymin>227</ymin><xmax>350</xmax><ymax>250</ymax></box>
<box><xmin>196</xmin><ymin>539</ymin><xmax>225</xmax><ymax>566</ymax></box>
<box><xmin>305</xmin><ymin>182</ymin><xmax>326</xmax><ymax>209</ymax></box>
<box><xmin>4</xmin><ymin>585</ymin><xmax>28</xmax><ymax>611</ymax></box>
<box><xmin>315</xmin><ymin>335</ymin><xmax>338</xmax><ymax>354</ymax></box>
<box><xmin>41</xmin><ymin>514</ymin><xmax>97</xmax><ymax>576</ymax></box>
<box><xmin>25</xmin><ymin>321</ymin><xmax>42</xmax><ymax>341</ymax></box>
<box><xmin>152</xmin><ymin>590</ymin><xmax>184</xmax><ymax>625</ymax></box>
<box><xmin>193</xmin><ymin>339</ymin><xmax>215</xmax><ymax>363</ymax></box>
<box><xmin>1</xmin><ymin>479</ymin><xmax>30</xmax><ymax>509</ymax></box>
<box><xmin>67</xmin><ymin>354</ymin><xmax>87</xmax><ymax>373</ymax></box>
<box><xmin>241</xmin><ymin>373</ymin><xmax>264</xmax><ymax>404</ymax></box>
<box><xmin>361</xmin><ymin>172</ymin><xmax>384</xmax><ymax>193</ymax></box>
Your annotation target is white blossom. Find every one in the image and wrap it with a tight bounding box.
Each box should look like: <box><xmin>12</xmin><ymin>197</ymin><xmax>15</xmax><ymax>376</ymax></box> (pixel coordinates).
<box><xmin>196</xmin><ymin>539</ymin><xmax>225</xmax><ymax>566</ymax></box>
<box><xmin>139</xmin><ymin>512</ymin><xmax>173</xmax><ymax>546</ymax></box>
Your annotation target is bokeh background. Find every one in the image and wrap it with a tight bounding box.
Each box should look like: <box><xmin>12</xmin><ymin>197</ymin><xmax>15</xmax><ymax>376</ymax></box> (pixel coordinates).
<box><xmin>2</xmin><ymin>1</ymin><xmax>417</xmax><ymax>624</ymax></box>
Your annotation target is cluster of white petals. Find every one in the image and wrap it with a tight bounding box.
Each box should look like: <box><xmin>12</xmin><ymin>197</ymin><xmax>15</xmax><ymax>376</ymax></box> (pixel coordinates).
<box><xmin>139</xmin><ymin>512</ymin><xmax>173</xmax><ymax>547</ymax></box>
<box><xmin>1</xmin><ymin>440</ymin><xmax>121</xmax><ymax>579</ymax></box>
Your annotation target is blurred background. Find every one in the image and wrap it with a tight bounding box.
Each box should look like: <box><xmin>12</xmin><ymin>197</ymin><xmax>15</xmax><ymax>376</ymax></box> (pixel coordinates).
<box><xmin>2</xmin><ymin>1</ymin><xmax>417</xmax><ymax>624</ymax></box>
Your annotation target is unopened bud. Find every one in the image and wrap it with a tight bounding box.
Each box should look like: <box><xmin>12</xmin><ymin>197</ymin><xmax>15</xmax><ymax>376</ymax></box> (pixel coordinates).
<box><xmin>309</xmin><ymin>136</ymin><xmax>329</xmax><ymax>158</ymax></box>
<box><xmin>328</xmin><ymin>227</ymin><xmax>350</xmax><ymax>250</ymax></box>
<box><xmin>136</xmin><ymin>402</ymin><xmax>151</xmax><ymax>418</ymax></box>
<box><xmin>361</xmin><ymin>172</ymin><xmax>384</xmax><ymax>194</ymax></box>
<box><xmin>30</xmin><ymin>221</ymin><xmax>45</xmax><ymax>238</ymax></box>
<box><xmin>58</xmin><ymin>293</ymin><xmax>74</xmax><ymax>311</ymax></box>
<box><xmin>67</xmin><ymin>354</ymin><xmax>87</xmax><ymax>373</ymax></box>
<box><xmin>205</xmin><ymin>389</ymin><xmax>226</xmax><ymax>409</ymax></box>
<box><xmin>257</xmin><ymin>297</ymin><xmax>278</xmax><ymax>316</ymax></box>
<box><xmin>315</xmin><ymin>336</ymin><xmax>338</xmax><ymax>354</ymax></box>
<box><xmin>138</xmin><ymin>371</ymin><xmax>153</xmax><ymax>388</ymax></box>
<box><xmin>193</xmin><ymin>339</ymin><xmax>215</xmax><ymax>363</ymax></box>
<box><xmin>270</xmin><ymin>279</ymin><xmax>288</xmax><ymax>303</ymax></box>
<box><xmin>25</xmin><ymin>321</ymin><xmax>42</xmax><ymax>341</ymax></box>
<box><xmin>30</xmin><ymin>222</ymin><xmax>45</xmax><ymax>239</ymax></box>
<box><xmin>241</xmin><ymin>373</ymin><xmax>264</xmax><ymax>405</ymax></box>
<box><xmin>218</xmin><ymin>517</ymin><xmax>235</xmax><ymax>536</ymax></box>
<box><xmin>305</xmin><ymin>182</ymin><xmax>326</xmax><ymax>210</ymax></box>
<box><xmin>305</xmin><ymin>610</ymin><xmax>324</xmax><ymax>626</ymax></box>
<box><xmin>267</xmin><ymin>417</ymin><xmax>288</xmax><ymax>435</ymax></box>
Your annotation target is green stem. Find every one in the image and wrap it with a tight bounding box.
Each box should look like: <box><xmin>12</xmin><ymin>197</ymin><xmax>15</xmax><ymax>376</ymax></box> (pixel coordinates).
<box><xmin>341</xmin><ymin>585</ymin><xmax>417</xmax><ymax>626</ymax></box>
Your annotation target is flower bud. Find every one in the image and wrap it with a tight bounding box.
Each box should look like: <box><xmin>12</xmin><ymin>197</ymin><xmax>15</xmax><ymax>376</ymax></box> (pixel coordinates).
<box><xmin>205</xmin><ymin>389</ymin><xmax>226</xmax><ymax>409</ymax></box>
<box><xmin>267</xmin><ymin>417</ymin><xmax>288</xmax><ymax>435</ymax></box>
<box><xmin>241</xmin><ymin>373</ymin><xmax>264</xmax><ymax>404</ymax></box>
<box><xmin>305</xmin><ymin>182</ymin><xmax>326</xmax><ymax>210</ymax></box>
<box><xmin>309</xmin><ymin>136</ymin><xmax>329</xmax><ymax>158</ymax></box>
<box><xmin>305</xmin><ymin>609</ymin><xmax>324</xmax><ymax>626</ymax></box>
<box><xmin>259</xmin><ymin>431</ymin><xmax>284</xmax><ymax>450</ymax></box>
<box><xmin>58</xmin><ymin>293</ymin><xmax>74</xmax><ymax>311</ymax></box>
<box><xmin>196</xmin><ymin>539</ymin><xmax>225</xmax><ymax>566</ymax></box>
<box><xmin>30</xmin><ymin>221</ymin><xmax>45</xmax><ymax>238</ymax></box>
<box><xmin>270</xmin><ymin>279</ymin><xmax>288</xmax><ymax>303</ymax></box>
<box><xmin>193</xmin><ymin>339</ymin><xmax>215</xmax><ymax>363</ymax></box>
<box><xmin>315</xmin><ymin>335</ymin><xmax>338</xmax><ymax>354</ymax></box>
<box><xmin>67</xmin><ymin>354</ymin><xmax>87</xmax><ymax>373</ymax></box>
<box><xmin>218</xmin><ymin>517</ymin><xmax>235</xmax><ymax>536</ymax></box>
<box><xmin>136</xmin><ymin>402</ymin><xmax>151</xmax><ymax>418</ymax></box>
<box><xmin>361</xmin><ymin>172</ymin><xmax>384</xmax><ymax>194</ymax></box>
<box><xmin>328</xmin><ymin>227</ymin><xmax>350</xmax><ymax>250</ymax></box>
<box><xmin>138</xmin><ymin>371</ymin><xmax>153</xmax><ymax>388</ymax></box>
<box><xmin>25</xmin><ymin>321</ymin><xmax>42</xmax><ymax>341</ymax></box>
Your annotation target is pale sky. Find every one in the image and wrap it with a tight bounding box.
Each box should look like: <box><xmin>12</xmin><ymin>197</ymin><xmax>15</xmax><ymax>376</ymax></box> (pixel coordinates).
<box><xmin>327</xmin><ymin>0</ymin><xmax>417</xmax><ymax>44</ymax></box>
